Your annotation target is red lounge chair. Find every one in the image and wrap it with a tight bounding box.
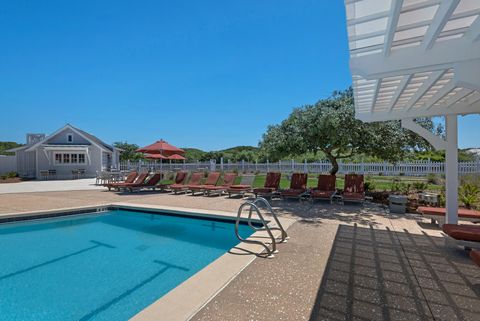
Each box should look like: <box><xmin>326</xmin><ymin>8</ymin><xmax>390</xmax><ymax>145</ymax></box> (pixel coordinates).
<box><xmin>126</xmin><ymin>173</ymin><xmax>162</xmax><ymax>192</ymax></box>
<box><xmin>310</xmin><ymin>175</ymin><xmax>336</xmax><ymax>202</ymax></box>
<box><xmin>104</xmin><ymin>171</ymin><xmax>138</xmax><ymax>191</ymax></box>
<box><xmin>343</xmin><ymin>174</ymin><xmax>365</xmax><ymax>203</ymax></box>
<box><xmin>227</xmin><ymin>175</ymin><xmax>255</xmax><ymax>198</ymax></box>
<box><xmin>280</xmin><ymin>173</ymin><xmax>308</xmax><ymax>199</ymax></box>
<box><xmin>171</xmin><ymin>172</ymin><xmax>202</xmax><ymax>194</ymax></box>
<box><xmin>442</xmin><ymin>224</ymin><xmax>480</xmax><ymax>249</ymax></box>
<box><xmin>253</xmin><ymin>172</ymin><xmax>281</xmax><ymax>198</ymax></box>
<box><xmin>470</xmin><ymin>250</ymin><xmax>480</xmax><ymax>267</ymax></box>
<box><xmin>158</xmin><ymin>171</ymin><xmax>188</xmax><ymax>191</ymax></box>
<box><xmin>204</xmin><ymin>172</ymin><xmax>237</xmax><ymax>196</ymax></box>
<box><xmin>189</xmin><ymin>172</ymin><xmax>221</xmax><ymax>195</ymax></box>
<box><xmin>108</xmin><ymin>172</ymin><xmax>149</xmax><ymax>191</ymax></box>
<box><xmin>419</xmin><ymin>206</ymin><xmax>480</xmax><ymax>226</ymax></box>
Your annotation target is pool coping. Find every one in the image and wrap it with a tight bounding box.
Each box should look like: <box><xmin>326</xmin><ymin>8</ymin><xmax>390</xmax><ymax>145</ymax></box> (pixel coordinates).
<box><xmin>0</xmin><ymin>202</ymin><xmax>295</xmax><ymax>321</ymax></box>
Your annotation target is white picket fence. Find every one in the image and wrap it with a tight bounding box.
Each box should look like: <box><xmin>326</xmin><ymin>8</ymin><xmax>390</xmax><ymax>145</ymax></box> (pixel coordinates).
<box><xmin>119</xmin><ymin>159</ymin><xmax>480</xmax><ymax>176</ymax></box>
<box><xmin>0</xmin><ymin>155</ymin><xmax>16</xmax><ymax>174</ymax></box>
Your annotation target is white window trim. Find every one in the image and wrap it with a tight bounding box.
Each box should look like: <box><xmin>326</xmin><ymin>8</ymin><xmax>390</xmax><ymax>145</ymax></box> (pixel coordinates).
<box><xmin>54</xmin><ymin>152</ymin><xmax>87</xmax><ymax>166</ymax></box>
<box><xmin>67</xmin><ymin>134</ymin><xmax>73</xmax><ymax>143</ymax></box>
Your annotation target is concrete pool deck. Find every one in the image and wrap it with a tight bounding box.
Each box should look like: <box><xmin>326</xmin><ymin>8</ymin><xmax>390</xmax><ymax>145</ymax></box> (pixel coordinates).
<box><xmin>1</xmin><ymin>189</ymin><xmax>480</xmax><ymax>320</ymax></box>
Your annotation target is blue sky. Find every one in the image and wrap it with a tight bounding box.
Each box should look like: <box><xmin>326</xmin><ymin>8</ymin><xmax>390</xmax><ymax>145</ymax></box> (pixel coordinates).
<box><xmin>1</xmin><ymin>1</ymin><xmax>478</xmax><ymax>150</ymax></box>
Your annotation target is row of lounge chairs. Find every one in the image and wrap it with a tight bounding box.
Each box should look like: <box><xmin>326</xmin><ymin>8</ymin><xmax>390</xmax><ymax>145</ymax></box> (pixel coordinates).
<box><xmin>103</xmin><ymin>171</ymin><xmax>365</xmax><ymax>202</ymax></box>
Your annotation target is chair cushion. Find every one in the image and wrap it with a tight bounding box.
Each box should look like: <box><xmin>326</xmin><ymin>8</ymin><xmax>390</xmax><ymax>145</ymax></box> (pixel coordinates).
<box><xmin>470</xmin><ymin>250</ymin><xmax>480</xmax><ymax>267</ymax></box>
<box><xmin>253</xmin><ymin>187</ymin><xmax>276</xmax><ymax>194</ymax></box>
<box><xmin>442</xmin><ymin>224</ymin><xmax>480</xmax><ymax>242</ymax></box>
<box><xmin>311</xmin><ymin>190</ymin><xmax>335</xmax><ymax>198</ymax></box>
<box><xmin>343</xmin><ymin>192</ymin><xmax>364</xmax><ymax>200</ymax></box>
<box><xmin>281</xmin><ymin>189</ymin><xmax>306</xmax><ymax>197</ymax></box>
<box><xmin>229</xmin><ymin>185</ymin><xmax>251</xmax><ymax>189</ymax></box>
<box><xmin>418</xmin><ymin>207</ymin><xmax>480</xmax><ymax>219</ymax></box>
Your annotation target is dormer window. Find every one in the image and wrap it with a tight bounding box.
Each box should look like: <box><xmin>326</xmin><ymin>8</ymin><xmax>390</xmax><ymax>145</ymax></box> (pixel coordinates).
<box><xmin>67</xmin><ymin>134</ymin><xmax>73</xmax><ymax>143</ymax></box>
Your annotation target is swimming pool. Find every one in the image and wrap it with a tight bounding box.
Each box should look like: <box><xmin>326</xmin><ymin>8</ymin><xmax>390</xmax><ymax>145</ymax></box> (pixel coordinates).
<box><xmin>0</xmin><ymin>209</ymin><xmax>254</xmax><ymax>321</ymax></box>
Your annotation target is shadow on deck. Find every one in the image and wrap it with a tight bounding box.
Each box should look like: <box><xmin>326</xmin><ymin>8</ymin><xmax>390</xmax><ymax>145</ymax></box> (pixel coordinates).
<box><xmin>309</xmin><ymin>224</ymin><xmax>480</xmax><ymax>321</ymax></box>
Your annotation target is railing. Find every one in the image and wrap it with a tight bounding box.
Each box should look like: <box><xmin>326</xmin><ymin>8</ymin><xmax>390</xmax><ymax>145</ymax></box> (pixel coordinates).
<box><xmin>118</xmin><ymin>159</ymin><xmax>480</xmax><ymax>176</ymax></box>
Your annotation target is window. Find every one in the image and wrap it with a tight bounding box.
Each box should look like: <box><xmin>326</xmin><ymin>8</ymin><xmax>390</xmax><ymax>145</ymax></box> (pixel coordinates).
<box><xmin>63</xmin><ymin>154</ymin><xmax>70</xmax><ymax>163</ymax></box>
<box><xmin>67</xmin><ymin>134</ymin><xmax>73</xmax><ymax>143</ymax></box>
<box><xmin>54</xmin><ymin>153</ymin><xmax>86</xmax><ymax>165</ymax></box>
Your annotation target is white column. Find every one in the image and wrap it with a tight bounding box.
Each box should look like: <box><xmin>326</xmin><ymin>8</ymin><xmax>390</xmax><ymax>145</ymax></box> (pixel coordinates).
<box><xmin>445</xmin><ymin>114</ymin><xmax>458</xmax><ymax>224</ymax></box>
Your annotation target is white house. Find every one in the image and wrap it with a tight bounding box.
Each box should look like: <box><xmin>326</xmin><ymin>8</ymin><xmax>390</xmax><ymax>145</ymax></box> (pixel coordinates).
<box><xmin>7</xmin><ymin>124</ymin><xmax>121</xmax><ymax>179</ymax></box>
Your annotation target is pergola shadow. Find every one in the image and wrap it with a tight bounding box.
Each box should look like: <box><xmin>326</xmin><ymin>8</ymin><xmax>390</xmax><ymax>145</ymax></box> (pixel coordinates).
<box><xmin>309</xmin><ymin>224</ymin><xmax>480</xmax><ymax>321</ymax></box>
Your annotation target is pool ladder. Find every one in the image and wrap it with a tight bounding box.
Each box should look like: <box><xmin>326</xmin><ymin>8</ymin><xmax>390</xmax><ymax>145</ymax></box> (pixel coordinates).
<box><xmin>234</xmin><ymin>197</ymin><xmax>289</xmax><ymax>258</ymax></box>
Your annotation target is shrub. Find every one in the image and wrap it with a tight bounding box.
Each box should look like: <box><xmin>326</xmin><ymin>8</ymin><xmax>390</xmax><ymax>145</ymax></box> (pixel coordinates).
<box><xmin>413</xmin><ymin>181</ymin><xmax>428</xmax><ymax>191</ymax></box>
<box><xmin>7</xmin><ymin>172</ymin><xmax>17</xmax><ymax>178</ymax></box>
<box><xmin>0</xmin><ymin>175</ymin><xmax>6</xmax><ymax>180</ymax></box>
<box><xmin>364</xmin><ymin>181</ymin><xmax>375</xmax><ymax>192</ymax></box>
<box><xmin>426</xmin><ymin>173</ymin><xmax>437</xmax><ymax>184</ymax></box>
<box><xmin>459</xmin><ymin>181</ymin><xmax>480</xmax><ymax>209</ymax></box>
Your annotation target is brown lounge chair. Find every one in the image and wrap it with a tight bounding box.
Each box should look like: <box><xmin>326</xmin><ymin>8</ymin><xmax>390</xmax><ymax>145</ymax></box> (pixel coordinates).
<box><xmin>227</xmin><ymin>175</ymin><xmax>255</xmax><ymax>198</ymax></box>
<box><xmin>158</xmin><ymin>171</ymin><xmax>188</xmax><ymax>191</ymax></box>
<box><xmin>113</xmin><ymin>172</ymin><xmax>150</xmax><ymax>191</ymax></box>
<box><xmin>442</xmin><ymin>224</ymin><xmax>480</xmax><ymax>249</ymax></box>
<box><xmin>253</xmin><ymin>172</ymin><xmax>281</xmax><ymax>198</ymax></box>
<box><xmin>188</xmin><ymin>172</ymin><xmax>221</xmax><ymax>195</ymax></box>
<box><xmin>470</xmin><ymin>249</ymin><xmax>480</xmax><ymax>267</ymax></box>
<box><xmin>310</xmin><ymin>174</ymin><xmax>336</xmax><ymax>202</ymax></box>
<box><xmin>126</xmin><ymin>173</ymin><xmax>162</xmax><ymax>192</ymax></box>
<box><xmin>343</xmin><ymin>174</ymin><xmax>365</xmax><ymax>203</ymax></box>
<box><xmin>204</xmin><ymin>172</ymin><xmax>237</xmax><ymax>196</ymax></box>
<box><xmin>280</xmin><ymin>173</ymin><xmax>308</xmax><ymax>199</ymax></box>
<box><xmin>104</xmin><ymin>171</ymin><xmax>138</xmax><ymax>191</ymax></box>
<box><xmin>171</xmin><ymin>172</ymin><xmax>203</xmax><ymax>194</ymax></box>
<box><xmin>419</xmin><ymin>206</ymin><xmax>480</xmax><ymax>226</ymax></box>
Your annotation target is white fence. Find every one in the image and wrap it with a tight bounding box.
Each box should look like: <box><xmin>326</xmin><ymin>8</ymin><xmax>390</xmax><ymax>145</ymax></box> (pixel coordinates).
<box><xmin>119</xmin><ymin>159</ymin><xmax>480</xmax><ymax>176</ymax></box>
<box><xmin>0</xmin><ymin>155</ymin><xmax>17</xmax><ymax>174</ymax></box>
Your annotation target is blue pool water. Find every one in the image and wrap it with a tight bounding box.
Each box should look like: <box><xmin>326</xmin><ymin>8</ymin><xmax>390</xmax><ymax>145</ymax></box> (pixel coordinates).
<box><xmin>0</xmin><ymin>209</ymin><xmax>253</xmax><ymax>321</ymax></box>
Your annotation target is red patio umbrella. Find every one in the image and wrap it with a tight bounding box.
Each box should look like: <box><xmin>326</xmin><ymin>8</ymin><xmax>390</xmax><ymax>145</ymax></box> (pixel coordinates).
<box><xmin>167</xmin><ymin>154</ymin><xmax>186</xmax><ymax>160</ymax></box>
<box><xmin>137</xmin><ymin>139</ymin><xmax>185</xmax><ymax>157</ymax></box>
<box><xmin>144</xmin><ymin>153</ymin><xmax>167</xmax><ymax>160</ymax></box>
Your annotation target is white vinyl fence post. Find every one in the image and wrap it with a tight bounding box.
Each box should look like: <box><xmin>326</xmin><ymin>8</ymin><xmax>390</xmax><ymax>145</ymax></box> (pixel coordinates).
<box><xmin>220</xmin><ymin>157</ymin><xmax>224</xmax><ymax>172</ymax></box>
<box><xmin>267</xmin><ymin>159</ymin><xmax>270</xmax><ymax>172</ymax></box>
<box><xmin>304</xmin><ymin>159</ymin><xmax>308</xmax><ymax>173</ymax></box>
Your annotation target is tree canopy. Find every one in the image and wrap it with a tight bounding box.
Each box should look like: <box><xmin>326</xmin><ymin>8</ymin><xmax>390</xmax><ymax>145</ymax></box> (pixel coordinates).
<box><xmin>259</xmin><ymin>88</ymin><xmax>443</xmax><ymax>174</ymax></box>
<box><xmin>113</xmin><ymin>142</ymin><xmax>144</xmax><ymax>161</ymax></box>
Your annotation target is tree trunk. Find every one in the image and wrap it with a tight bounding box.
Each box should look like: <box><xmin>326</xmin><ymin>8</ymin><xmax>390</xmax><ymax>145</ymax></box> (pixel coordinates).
<box><xmin>325</xmin><ymin>153</ymin><xmax>339</xmax><ymax>175</ymax></box>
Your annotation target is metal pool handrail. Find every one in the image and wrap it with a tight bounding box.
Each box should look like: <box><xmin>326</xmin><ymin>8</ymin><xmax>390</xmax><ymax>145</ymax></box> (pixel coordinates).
<box><xmin>234</xmin><ymin>197</ymin><xmax>289</xmax><ymax>258</ymax></box>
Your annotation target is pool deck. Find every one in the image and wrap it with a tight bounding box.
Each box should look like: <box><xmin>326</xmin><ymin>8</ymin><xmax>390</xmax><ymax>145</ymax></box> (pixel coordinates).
<box><xmin>1</xmin><ymin>189</ymin><xmax>480</xmax><ymax>320</ymax></box>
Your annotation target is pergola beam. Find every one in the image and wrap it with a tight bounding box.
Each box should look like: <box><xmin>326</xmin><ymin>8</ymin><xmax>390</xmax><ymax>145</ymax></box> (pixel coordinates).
<box><xmin>405</xmin><ymin>70</ymin><xmax>444</xmax><ymax>110</ymax></box>
<box><xmin>387</xmin><ymin>74</ymin><xmax>411</xmax><ymax>112</ymax></box>
<box><xmin>350</xmin><ymin>38</ymin><xmax>480</xmax><ymax>79</ymax></box>
<box><xmin>384</xmin><ymin>0</ymin><xmax>404</xmax><ymax>57</ymax></box>
<box><xmin>421</xmin><ymin>0</ymin><xmax>460</xmax><ymax>50</ymax></box>
<box><xmin>356</xmin><ymin>99</ymin><xmax>480</xmax><ymax>122</ymax></box>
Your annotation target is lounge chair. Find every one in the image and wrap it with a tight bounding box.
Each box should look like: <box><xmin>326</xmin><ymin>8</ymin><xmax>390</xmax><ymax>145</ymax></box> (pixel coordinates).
<box><xmin>158</xmin><ymin>171</ymin><xmax>188</xmax><ymax>191</ymax></box>
<box><xmin>227</xmin><ymin>175</ymin><xmax>255</xmax><ymax>198</ymax></box>
<box><xmin>343</xmin><ymin>174</ymin><xmax>365</xmax><ymax>203</ymax></box>
<box><xmin>442</xmin><ymin>223</ymin><xmax>480</xmax><ymax>249</ymax></box>
<box><xmin>126</xmin><ymin>173</ymin><xmax>162</xmax><ymax>192</ymax></box>
<box><xmin>171</xmin><ymin>172</ymin><xmax>202</xmax><ymax>194</ymax></box>
<box><xmin>104</xmin><ymin>171</ymin><xmax>139</xmax><ymax>191</ymax></box>
<box><xmin>112</xmin><ymin>172</ymin><xmax>150</xmax><ymax>191</ymax></box>
<box><xmin>470</xmin><ymin>249</ymin><xmax>480</xmax><ymax>267</ymax></box>
<box><xmin>310</xmin><ymin>174</ymin><xmax>336</xmax><ymax>202</ymax></box>
<box><xmin>204</xmin><ymin>172</ymin><xmax>237</xmax><ymax>196</ymax></box>
<box><xmin>253</xmin><ymin>172</ymin><xmax>281</xmax><ymax>198</ymax></box>
<box><xmin>188</xmin><ymin>172</ymin><xmax>221</xmax><ymax>195</ymax></box>
<box><xmin>280</xmin><ymin>173</ymin><xmax>308</xmax><ymax>199</ymax></box>
<box><xmin>418</xmin><ymin>206</ymin><xmax>480</xmax><ymax>227</ymax></box>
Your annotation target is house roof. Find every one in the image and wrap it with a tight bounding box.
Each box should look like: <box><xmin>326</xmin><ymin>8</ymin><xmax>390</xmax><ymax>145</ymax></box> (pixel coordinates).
<box><xmin>345</xmin><ymin>0</ymin><xmax>480</xmax><ymax>122</ymax></box>
<box><xmin>22</xmin><ymin>124</ymin><xmax>120</xmax><ymax>153</ymax></box>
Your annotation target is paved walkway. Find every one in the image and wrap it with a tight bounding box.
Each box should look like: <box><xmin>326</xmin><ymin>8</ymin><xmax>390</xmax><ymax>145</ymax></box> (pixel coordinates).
<box><xmin>1</xmin><ymin>190</ymin><xmax>479</xmax><ymax>320</ymax></box>
<box><xmin>0</xmin><ymin>179</ymin><xmax>102</xmax><ymax>194</ymax></box>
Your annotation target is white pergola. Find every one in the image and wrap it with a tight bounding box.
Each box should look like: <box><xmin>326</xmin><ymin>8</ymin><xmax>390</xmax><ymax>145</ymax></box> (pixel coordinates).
<box><xmin>345</xmin><ymin>0</ymin><xmax>480</xmax><ymax>224</ymax></box>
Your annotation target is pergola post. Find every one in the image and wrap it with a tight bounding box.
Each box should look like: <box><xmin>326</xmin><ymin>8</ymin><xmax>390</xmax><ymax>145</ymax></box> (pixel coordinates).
<box><xmin>445</xmin><ymin>114</ymin><xmax>458</xmax><ymax>224</ymax></box>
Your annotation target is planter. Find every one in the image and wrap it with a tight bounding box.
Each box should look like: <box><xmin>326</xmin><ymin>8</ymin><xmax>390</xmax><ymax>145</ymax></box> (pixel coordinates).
<box><xmin>389</xmin><ymin>194</ymin><xmax>408</xmax><ymax>214</ymax></box>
